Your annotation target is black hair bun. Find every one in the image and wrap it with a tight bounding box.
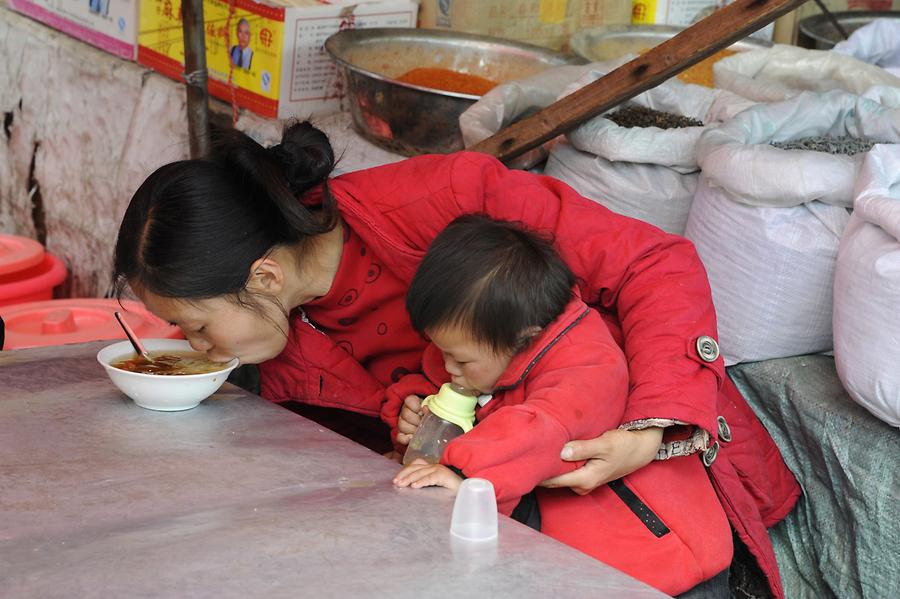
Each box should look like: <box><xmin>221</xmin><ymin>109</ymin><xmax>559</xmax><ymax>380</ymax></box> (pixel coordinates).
<box><xmin>270</xmin><ymin>121</ymin><xmax>335</xmax><ymax>196</ymax></box>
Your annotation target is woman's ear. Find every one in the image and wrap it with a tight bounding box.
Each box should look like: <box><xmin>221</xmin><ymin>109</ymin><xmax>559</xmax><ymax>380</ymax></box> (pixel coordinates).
<box><xmin>247</xmin><ymin>256</ymin><xmax>285</xmax><ymax>296</ymax></box>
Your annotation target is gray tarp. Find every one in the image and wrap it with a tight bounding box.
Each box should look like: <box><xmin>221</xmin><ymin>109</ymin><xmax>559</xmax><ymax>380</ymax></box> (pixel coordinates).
<box><xmin>728</xmin><ymin>355</ymin><xmax>899</xmax><ymax>599</ymax></box>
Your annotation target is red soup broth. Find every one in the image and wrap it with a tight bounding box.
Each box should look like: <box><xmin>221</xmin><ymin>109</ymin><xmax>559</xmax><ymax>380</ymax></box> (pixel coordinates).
<box><xmin>111</xmin><ymin>350</ymin><xmax>228</xmax><ymax>375</ymax></box>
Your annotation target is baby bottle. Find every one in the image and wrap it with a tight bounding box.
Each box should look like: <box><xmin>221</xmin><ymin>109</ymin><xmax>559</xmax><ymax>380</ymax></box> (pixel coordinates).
<box><xmin>402</xmin><ymin>383</ymin><xmax>478</xmax><ymax>466</ymax></box>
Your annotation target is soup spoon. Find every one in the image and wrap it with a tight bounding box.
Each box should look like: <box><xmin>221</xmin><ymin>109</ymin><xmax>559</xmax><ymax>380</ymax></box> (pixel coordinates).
<box><xmin>114</xmin><ymin>311</ymin><xmax>153</xmax><ymax>363</ymax></box>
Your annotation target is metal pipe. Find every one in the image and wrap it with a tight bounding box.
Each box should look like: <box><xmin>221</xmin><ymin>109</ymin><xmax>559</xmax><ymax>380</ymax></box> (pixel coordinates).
<box><xmin>182</xmin><ymin>0</ymin><xmax>211</xmax><ymax>158</ymax></box>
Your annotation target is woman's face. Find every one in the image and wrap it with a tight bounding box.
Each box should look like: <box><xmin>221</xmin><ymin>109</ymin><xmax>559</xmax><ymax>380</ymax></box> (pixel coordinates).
<box><xmin>139</xmin><ymin>290</ymin><xmax>290</xmax><ymax>365</ymax></box>
<box><xmin>427</xmin><ymin>326</ymin><xmax>514</xmax><ymax>395</ymax></box>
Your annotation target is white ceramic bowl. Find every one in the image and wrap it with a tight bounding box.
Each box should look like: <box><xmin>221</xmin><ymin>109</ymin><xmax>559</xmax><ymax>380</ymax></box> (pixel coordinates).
<box><xmin>97</xmin><ymin>339</ymin><xmax>239</xmax><ymax>411</ymax></box>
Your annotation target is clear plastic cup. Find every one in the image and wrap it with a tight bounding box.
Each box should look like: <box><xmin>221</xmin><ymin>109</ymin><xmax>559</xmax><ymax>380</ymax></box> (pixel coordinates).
<box><xmin>450</xmin><ymin>478</ymin><xmax>498</xmax><ymax>541</ymax></box>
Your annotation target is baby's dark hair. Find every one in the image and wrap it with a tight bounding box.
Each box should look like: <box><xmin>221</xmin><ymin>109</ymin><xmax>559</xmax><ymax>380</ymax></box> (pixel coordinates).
<box><xmin>112</xmin><ymin>121</ymin><xmax>337</xmax><ymax>302</ymax></box>
<box><xmin>407</xmin><ymin>214</ymin><xmax>575</xmax><ymax>355</ymax></box>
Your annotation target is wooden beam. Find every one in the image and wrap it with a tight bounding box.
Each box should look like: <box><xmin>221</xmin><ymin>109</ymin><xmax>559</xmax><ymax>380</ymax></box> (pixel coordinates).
<box><xmin>470</xmin><ymin>0</ymin><xmax>809</xmax><ymax>163</ymax></box>
<box><xmin>182</xmin><ymin>0</ymin><xmax>211</xmax><ymax>158</ymax></box>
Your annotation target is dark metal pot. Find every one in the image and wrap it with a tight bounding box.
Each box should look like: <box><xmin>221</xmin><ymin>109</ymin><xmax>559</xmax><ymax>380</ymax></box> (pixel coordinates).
<box><xmin>798</xmin><ymin>11</ymin><xmax>900</xmax><ymax>50</ymax></box>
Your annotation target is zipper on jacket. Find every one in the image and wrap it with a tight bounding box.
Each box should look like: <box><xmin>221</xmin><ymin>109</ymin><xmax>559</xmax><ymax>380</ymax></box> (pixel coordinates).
<box><xmin>494</xmin><ymin>307</ymin><xmax>591</xmax><ymax>393</ymax></box>
<box><xmin>298</xmin><ymin>308</ymin><xmax>323</xmax><ymax>334</ymax></box>
<box><xmin>608</xmin><ymin>479</ymin><xmax>670</xmax><ymax>538</ymax></box>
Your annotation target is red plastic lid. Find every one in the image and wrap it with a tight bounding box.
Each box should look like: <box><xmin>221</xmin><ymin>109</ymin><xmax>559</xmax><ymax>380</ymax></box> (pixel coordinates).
<box><xmin>0</xmin><ymin>298</ymin><xmax>183</xmax><ymax>349</ymax></box>
<box><xmin>0</xmin><ymin>234</ymin><xmax>45</xmax><ymax>276</ymax></box>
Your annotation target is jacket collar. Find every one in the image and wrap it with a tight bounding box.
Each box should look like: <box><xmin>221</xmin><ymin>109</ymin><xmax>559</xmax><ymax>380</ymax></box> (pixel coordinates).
<box><xmin>492</xmin><ymin>292</ymin><xmax>591</xmax><ymax>392</ymax></box>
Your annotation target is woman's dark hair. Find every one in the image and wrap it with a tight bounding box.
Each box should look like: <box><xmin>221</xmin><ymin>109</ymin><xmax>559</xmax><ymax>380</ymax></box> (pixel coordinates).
<box><xmin>407</xmin><ymin>214</ymin><xmax>575</xmax><ymax>355</ymax></box>
<box><xmin>112</xmin><ymin>121</ymin><xmax>337</xmax><ymax>301</ymax></box>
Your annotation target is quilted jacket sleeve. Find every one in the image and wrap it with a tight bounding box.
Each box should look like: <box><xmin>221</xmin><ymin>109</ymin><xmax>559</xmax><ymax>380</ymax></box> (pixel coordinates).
<box><xmin>445</xmin><ymin>153</ymin><xmax>724</xmax><ymax>438</ymax></box>
<box><xmin>441</xmin><ymin>327</ymin><xmax>629</xmax><ymax>515</ymax></box>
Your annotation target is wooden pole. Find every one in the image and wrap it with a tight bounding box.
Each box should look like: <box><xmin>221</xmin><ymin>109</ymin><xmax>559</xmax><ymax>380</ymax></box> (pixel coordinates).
<box><xmin>470</xmin><ymin>0</ymin><xmax>809</xmax><ymax>163</ymax></box>
<box><xmin>182</xmin><ymin>0</ymin><xmax>211</xmax><ymax>158</ymax></box>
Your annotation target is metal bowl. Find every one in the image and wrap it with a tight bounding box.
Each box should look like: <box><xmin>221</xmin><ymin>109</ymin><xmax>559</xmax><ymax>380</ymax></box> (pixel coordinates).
<box><xmin>798</xmin><ymin>11</ymin><xmax>900</xmax><ymax>49</ymax></box>
<box><xmin>569</xmin><ymin>24</ymin><xmax>771</xmax><ymax>61</ymax></box>
<box><xmin>325</xmin><ymin>28</ymin><xmax>585</xmax><ymax>156</ymax></box>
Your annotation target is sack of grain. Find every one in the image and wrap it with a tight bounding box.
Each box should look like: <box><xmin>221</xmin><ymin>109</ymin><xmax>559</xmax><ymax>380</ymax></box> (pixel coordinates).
<box><xmin>713</xmin><ymin>44</ymin><xmax>900</xmax><ymax>103</ymax></box>
<box><xmin>686</xmin><ymin>90</ymin><xmax>900</xmax><ymax>365</ymax></box>
<box><xmin>544</xmin><ymin>72</ymin><xmax>752</xmax><ymax>234</ymax></box>
<box><xmin>833</xmin><ymin>144</ymin><xmax>900</xmax><ymax>427</ymax></box>
<box><xmin>459</xmin><ymin>60</ymin><xmax>625</xmax><ymax>171</ymax></box>
<box><xmin>832</xmin><ymin>19</ymin><xmax>900</xmax><ymax>78</ymax></box>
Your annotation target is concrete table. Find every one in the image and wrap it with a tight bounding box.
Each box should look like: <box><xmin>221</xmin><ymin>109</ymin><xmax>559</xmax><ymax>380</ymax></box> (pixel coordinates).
<box><xmin>0</xmin><ymin>342</ymin><xmax>667</xmax><ymax>598</ymax></box>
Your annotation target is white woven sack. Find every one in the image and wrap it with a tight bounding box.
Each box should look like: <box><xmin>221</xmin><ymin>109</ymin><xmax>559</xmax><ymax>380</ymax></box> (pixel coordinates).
<box><xmin>687</xmin><ymin>176</ymin><xmax>850</xmax><ymax>364</ymax></box>
<box><xmin>687</xmin><ymin>90</ymin><xmax>900</xmax><ymax>365</ymax></box>
<box><xmin>833</xmin><ymin>19</ymin><xmax>900</xmax><ymax>78</ymax></box>
<box><xmin>713</xmin><ymin>44</ymin><xmax>900</xmax><ymax>102</ymax></box>
<box><xmin>833</xmin><ymin>145</ymin><xmax>900</xmax><ymax>427</ymax></box>
<box><xmin>546</xmin><ymin>142</ymin><xmax>697</xmax><ymax>233</ymax></box>
<box><xmin>544</xmin><ymin>75</ymin><xmax>752</xmax><ymax>234</ymax></box>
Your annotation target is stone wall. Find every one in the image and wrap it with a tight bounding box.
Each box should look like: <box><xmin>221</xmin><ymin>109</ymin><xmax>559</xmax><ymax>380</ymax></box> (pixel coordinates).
<box><xmin>0</xmin><ymin>6</ymin><xmax>402</xmax><ymax>298</ymax></box>
<box><xmin>1</xmin><ymin>7</ymin><xmax>190</xmax><ymax>297</ymax></box>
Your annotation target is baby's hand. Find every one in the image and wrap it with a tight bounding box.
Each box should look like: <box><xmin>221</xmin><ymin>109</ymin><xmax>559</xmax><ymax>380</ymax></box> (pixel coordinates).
<box><xmin>396</xmin><ymin>394</ymin><xmax>426</xmax><ymax>446</ymax></box>
<box><xmin>393</xmin><ymin>459</ymin><xmax>463</xmax><ymax>491</ymax></box>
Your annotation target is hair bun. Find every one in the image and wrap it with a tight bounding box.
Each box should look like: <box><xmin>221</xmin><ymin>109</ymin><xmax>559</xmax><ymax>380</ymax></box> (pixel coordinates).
<box><xmin>270</xmin><ymin>121</ymin><xmax>335</xmax><ymax>196</ymax></box>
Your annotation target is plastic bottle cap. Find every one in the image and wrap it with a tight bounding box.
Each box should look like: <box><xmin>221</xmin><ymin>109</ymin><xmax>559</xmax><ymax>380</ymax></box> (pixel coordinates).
<box><xmin>422</xmin><ymin>383</ymin><xmax>479</xmax><ymax>433</ymax></box>
<box><xmin>450</xmin><ymin>478</ymin><xmax>498</xmax><ymax>541</ymax></box>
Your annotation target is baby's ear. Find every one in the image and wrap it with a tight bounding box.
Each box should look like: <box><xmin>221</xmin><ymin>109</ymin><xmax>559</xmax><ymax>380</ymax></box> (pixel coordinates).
<box><xmin>516</xmin><ymin>326</ymin><xmax>542</xmax><ymax>350</ymax></box>
<box><xmin>247</xmin><ymin>256</ymin><xmax>285</xmax><ymax>296</ymax></box>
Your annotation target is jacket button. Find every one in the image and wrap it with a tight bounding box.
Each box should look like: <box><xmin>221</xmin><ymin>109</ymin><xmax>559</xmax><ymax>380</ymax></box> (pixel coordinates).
<box><xmin>702</xmin><ymin>441</ymin><xmax>719</xmax><ymax>467</ymax></box>
<box><xmin>717</xmin><ymin>416</ymin><xmax>732</xmax><ymax>443</ymax></box>
<box><xmin>696</xmin><ymin>336</ymin><xmax>720</xmax><ymax>363</ymax></box>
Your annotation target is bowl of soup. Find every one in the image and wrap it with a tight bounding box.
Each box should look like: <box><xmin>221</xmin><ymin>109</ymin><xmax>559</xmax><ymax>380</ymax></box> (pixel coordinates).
<box><xmin>97</xmin><ymin>339</ymin><xmax>239</xmax><ymax>411</ymax></box>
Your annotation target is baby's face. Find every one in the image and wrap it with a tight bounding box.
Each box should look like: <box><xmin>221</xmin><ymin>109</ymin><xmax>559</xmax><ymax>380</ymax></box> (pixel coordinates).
<box><xmin>139</xmin><ymin>289</ymin><xmax>289</xmax><ymax>365</ymax></box>
<box><xmin>428</xmin><ymin>326</ymin><xmax>513</xmax><ymax>395</ymax></box>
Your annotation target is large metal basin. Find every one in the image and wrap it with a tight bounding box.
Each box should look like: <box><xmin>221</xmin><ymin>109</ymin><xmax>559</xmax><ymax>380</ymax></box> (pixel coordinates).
<box><xmin>798</xmin><ymin>11</ymin><xmax>900</xmax><ymax>49</ymax></box>
<box><xmin>325</xmin><ymin>28</ymin><xmax>585</xmax><ymax>156</ymax></box>
<box><xmin>569</xmin><ymin>24</ymin><xmax>771</xmax><ymax>61</ymax></box>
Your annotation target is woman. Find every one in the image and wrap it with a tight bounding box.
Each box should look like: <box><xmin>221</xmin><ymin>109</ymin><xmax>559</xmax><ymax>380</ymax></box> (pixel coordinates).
<box><xmin>114</xmin><ymin>122</ymin><xmax>799</xmax><ymax>598</ymax></box>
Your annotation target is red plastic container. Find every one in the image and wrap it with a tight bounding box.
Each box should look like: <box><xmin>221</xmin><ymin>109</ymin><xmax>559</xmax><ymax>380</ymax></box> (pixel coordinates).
<box><xmin>0</xmin><ymin>234</ymin><xmax>68</xmax><ymax>307</ymax></box>
<box><xmin>0</xmin><ymin>253</ymin><xmax>68</xmax><ymax>307</ymax></box>
<box><xmin>0</xmin><ymin>234</ymin><xmax>45</xmax><ymax>275</ymax></box>
<box><xmin>0</xmin><ymin>298</ymin><xmax>183</xmax><ymax>349</ymax></box>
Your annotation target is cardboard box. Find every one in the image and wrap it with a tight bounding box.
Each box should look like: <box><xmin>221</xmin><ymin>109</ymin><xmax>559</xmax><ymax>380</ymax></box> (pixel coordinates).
<box><xmin>419</xmin><ymin>0</ymin><xmax>633</xmax><ymax>51</ymax></box>
<box><xmin>631</xmin><ymin>0</ymin><xmax>774</xmax><ymax>40</ymax></box>
<box><xmin>138</xmin><ymin>0</ymin><xmax>418</xmax><ymax>119</ymax></box>
<box><xmin>8</xmin><ymin>0</ymin><xmax>139</xmax><ymax>59</ymax></box>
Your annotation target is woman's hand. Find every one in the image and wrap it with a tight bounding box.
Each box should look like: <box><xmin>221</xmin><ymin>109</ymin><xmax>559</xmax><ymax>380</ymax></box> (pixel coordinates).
<box><xmin>396</xmin><ymin>394</ymin><xmax>426</xmax><ymax>446</ymax></box>
<box><xmin>540</xmin><ymin>427</ymin><xmax>663</xmax><ymax>495</ymax></box>
<box><xmin>393</xmin><ymin>459</ymin><xmax>463</xmax><ymax>491</ymax></box>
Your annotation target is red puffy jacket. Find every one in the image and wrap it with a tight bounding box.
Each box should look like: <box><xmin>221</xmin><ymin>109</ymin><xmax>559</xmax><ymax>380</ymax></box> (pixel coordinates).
<box><xmin>387</xmin><ymin>295</ymin><xmax>733</xmax><ymax>595</ymax></box>
<box><xmin>259</xmin><ymin>152</ymin><xmax>800</xmax><ymax>597</ymax></box>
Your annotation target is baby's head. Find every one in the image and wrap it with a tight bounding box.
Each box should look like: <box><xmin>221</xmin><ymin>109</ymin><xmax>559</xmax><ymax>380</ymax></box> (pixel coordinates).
<box><xmin>407</xmin><ymin>214</ymin><xmax>574</xmax><ymax>394</ymax></box>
